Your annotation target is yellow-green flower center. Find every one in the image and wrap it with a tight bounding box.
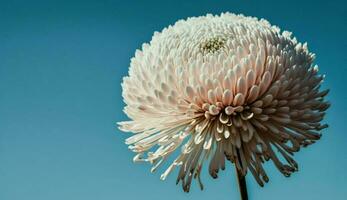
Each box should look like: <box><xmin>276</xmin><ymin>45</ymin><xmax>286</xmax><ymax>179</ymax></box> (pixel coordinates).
<box><xmin>200</xmin><ymin>37</ymin><xmax>226</xmax><ymax>54</ymax></box>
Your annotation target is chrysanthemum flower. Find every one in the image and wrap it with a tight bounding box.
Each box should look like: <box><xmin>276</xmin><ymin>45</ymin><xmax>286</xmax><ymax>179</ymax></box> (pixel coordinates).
<box><xmin>118</xmin><ymin>13</ymin><xmax>330</xmax><ymax>192</ymax></box>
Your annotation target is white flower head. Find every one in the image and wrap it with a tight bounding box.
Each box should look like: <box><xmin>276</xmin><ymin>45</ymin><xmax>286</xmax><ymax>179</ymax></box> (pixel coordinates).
<box><xmin>118</xmin><ymin>13</ymin><xmax>330</xmax><ymax>192</ymax></box>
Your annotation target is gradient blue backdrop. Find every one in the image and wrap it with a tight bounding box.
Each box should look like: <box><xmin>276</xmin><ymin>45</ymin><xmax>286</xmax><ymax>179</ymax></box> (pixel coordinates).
<box><xmin>1</xmin><ymin>0</ymin><xmax>346</xmax><ymax>199</ymax></box>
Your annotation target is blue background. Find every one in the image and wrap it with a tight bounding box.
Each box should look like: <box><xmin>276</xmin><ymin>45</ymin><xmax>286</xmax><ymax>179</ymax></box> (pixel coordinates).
<box><xmin>1</xmin><ymin>0</ymin><xmax>346</xmax><ymax>199</ymax></box>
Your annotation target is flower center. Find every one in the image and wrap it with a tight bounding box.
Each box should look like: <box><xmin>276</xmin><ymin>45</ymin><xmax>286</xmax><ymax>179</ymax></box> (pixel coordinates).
<box><xmin>199</xmin><ymin>37</ymin><xmax>226</xmax><ymax>54</ymax></box>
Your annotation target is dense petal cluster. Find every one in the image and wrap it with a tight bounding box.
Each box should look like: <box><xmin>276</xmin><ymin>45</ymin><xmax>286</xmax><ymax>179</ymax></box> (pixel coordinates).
<box><xmin>118</xmin><ymin>13</ymin><xmax>330</xmax><ymax>192</ymax></box>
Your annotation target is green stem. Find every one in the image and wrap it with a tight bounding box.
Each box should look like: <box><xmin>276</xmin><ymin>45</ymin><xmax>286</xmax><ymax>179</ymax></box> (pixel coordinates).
<box><xmin>235</xmin><ymin>149</ymin><xmax>248</xmax><ymax>200</ymax></box>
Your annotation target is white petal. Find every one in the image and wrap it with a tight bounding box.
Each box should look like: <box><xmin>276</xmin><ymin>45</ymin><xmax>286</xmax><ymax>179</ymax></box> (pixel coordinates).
<box><xmin>236</xmin><ymin>77</ymin><xmax>247</xmax><ymax>96</ymax></box>
<box><xmin>222</xmin><ymin>89</ymin><xmax>233</xmax><ymax>106</ymax></box>
<box><xmin>233</xmin><ymin>93</ymin><xmax>245</xmax><ymax>106</ymax></box>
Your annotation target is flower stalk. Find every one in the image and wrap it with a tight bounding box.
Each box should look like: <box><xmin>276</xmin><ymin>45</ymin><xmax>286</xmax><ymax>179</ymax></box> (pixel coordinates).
<box><xmin>236</xmin><ymin>148</ymin><xmax>248</xmax><ymax>200</ymax></box>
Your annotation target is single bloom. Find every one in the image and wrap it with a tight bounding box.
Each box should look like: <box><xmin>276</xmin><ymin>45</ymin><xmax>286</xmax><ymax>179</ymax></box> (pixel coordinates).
<box><xmin>118</xmin><ymin>13</ymin><xmax>330</xmax><ymax>192</ymax></box>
